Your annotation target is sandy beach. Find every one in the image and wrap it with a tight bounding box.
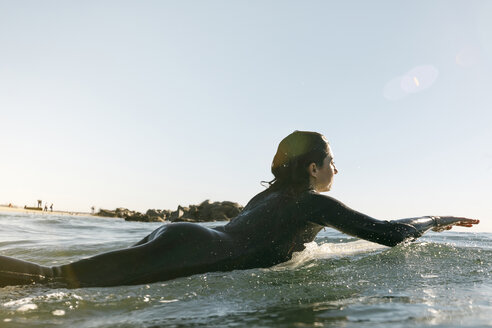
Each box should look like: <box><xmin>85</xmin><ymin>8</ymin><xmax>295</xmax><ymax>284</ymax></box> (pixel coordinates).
<box><xmin>0</xmin><ymin>205</ymin><xmax>93</xmax><ymax>217</ymax></box>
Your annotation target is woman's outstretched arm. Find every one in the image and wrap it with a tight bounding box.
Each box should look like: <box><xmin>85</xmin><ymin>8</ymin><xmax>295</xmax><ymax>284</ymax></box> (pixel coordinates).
<box><xmin>393</xmin><ymin>216</ymin><xmax>479</xmax><ymax>232</ymax></box>
<box><xmin>302</xmin><ymin>192</ymin><xmax>479</xmax><ymax>247</ymax></box>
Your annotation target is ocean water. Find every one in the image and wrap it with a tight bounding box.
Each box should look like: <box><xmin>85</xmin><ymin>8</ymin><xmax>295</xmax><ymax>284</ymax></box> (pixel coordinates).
<box><xmin>0</xmin><ymin>212</ymin><xmax>491</xmax><ymax>328</ymax></box>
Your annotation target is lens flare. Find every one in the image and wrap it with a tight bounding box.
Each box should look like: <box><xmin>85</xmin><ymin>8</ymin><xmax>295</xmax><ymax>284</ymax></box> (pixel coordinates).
<box><xmin>383</xmin><ymin>65</ymin><xmax>439</xmax><ymax>100</ymax></box>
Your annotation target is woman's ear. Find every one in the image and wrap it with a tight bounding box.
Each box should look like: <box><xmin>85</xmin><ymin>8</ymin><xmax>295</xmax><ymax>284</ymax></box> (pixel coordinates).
<box><xmin>307</xmin><ymin>162</ymin><xmax>318</xmax><ymax>178</ymax></box>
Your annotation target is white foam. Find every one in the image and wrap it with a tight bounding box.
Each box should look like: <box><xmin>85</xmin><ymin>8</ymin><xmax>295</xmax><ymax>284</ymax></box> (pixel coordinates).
<box><xmin>4</xmin><ymin>297</ymin><xmax>34</xmax><ymax>307</ymax></box>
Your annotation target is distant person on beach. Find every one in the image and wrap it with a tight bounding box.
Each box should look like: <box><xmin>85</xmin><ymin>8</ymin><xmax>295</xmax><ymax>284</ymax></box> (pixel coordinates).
<box><xmin>0</xmin><ymin>131</ymin><xmax>479</xmax><ymax>288</ymax></box>
<box><xmin>50</xmin><ymin>204</ymin><xmax>53</xmax><ymax>212</ymax></box>
<box><xmin>44</xmin><ymin>204</ymin><xmax>48</xmax><ymax>212</ymax></box>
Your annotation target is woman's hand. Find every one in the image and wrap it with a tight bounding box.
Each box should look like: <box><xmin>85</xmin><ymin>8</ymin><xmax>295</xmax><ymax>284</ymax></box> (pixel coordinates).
<box><xmin>431</xmin><ymin>216</ymin><xmax>480</xmax><ymax>232</ymax></box>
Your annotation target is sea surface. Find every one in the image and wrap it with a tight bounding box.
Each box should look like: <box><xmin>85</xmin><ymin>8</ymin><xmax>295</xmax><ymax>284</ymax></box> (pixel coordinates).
<box><xmin>0</xmin><ymin>212</ymin><xmax>491</xmax><ymax>328</ymax></box>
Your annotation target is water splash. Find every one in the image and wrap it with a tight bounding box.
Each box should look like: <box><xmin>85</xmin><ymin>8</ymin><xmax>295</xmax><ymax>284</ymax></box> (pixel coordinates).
<box><xmin>273</xmin><ymin>240</ymin><xmax>387</xmax><ymax>270</ymax></box>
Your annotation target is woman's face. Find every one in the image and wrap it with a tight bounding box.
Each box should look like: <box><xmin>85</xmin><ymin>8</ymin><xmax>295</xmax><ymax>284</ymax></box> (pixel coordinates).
<box><xmin>312</xmin><ymin>144</ymin><xmax>338</xmax><ymax>192</ymax></box>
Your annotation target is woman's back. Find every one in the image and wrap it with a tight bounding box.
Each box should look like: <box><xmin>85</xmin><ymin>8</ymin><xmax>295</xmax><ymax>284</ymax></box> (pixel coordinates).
<box><xmin>220</xmin><ymin>189</ymin><xmax>324</xmax><ymax>266</ymax></box>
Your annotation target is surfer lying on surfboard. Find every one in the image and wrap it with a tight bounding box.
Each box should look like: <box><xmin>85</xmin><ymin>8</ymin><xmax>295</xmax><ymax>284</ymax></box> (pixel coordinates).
<box><xmin>0</xmin><ymin>131</ymin><xmax>479</xmax><ymax>288</ymax></box>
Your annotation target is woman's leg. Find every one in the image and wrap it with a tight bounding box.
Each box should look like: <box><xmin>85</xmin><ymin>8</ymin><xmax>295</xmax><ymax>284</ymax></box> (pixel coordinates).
<box><xmin>1</xmin><ymin>223</ymin><xmax>232</xmax><ymax>288</ymax></box>
<box><xmin>0</xmin><ymin>255</ymin><xmax>57</xmax><ymax>287</ymax></box>
<box><xmin>59</xmin><ymin>223</ymin><xmax>232</xmax><ymax>288</ymax></box>
<box><xmin>0</xmin><ymin>225</ymin><xmax>173</xmax><ymax>288</ymax></box>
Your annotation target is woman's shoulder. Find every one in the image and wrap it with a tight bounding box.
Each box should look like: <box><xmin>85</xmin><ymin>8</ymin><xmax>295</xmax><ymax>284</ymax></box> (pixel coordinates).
<box><xmin>297</xmin><ymin>190</ymin><xmax>347</xmax><ymax>209</ymax></box>
<box><xmin>243</xmin><ymin>188</ymin><xmax>343</xmax><ymax>212</ymax></box>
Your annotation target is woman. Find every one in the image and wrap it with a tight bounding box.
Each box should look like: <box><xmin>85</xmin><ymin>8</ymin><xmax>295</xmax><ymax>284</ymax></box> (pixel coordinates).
<box><xmin>0</xmin><ymin>131</ymin><xmax>479</xmax><ymax>288</ymax></box>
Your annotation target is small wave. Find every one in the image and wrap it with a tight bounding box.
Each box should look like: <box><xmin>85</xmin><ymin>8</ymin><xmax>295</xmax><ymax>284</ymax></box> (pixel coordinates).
<box><xmin>2</xmin><ymin>291</ymin><xmax>84</xmax><ymax>315</ymax></box>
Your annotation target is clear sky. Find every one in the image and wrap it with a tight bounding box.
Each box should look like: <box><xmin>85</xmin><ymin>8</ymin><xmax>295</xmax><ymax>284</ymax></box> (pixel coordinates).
<box><xmin>1</xmin><ymin>1</ymin><xmax>491</xmax><ymax>232</ymax></box>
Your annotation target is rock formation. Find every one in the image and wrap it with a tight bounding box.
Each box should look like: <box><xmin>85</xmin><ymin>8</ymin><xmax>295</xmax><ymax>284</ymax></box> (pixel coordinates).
<box><xmin>95</xmin><ymin>200</ymin><xmax>243</xmax><ymax>223</ymax></box>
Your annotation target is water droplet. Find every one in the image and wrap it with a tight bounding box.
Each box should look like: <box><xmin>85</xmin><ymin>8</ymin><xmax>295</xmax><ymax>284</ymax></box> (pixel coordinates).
<box><xmin>52</xmin><ymin>309</ymin><xmax>65</xmax><ymax>316</ymax></box>
<box><xmin>16</xmin><ymin>304</ymin><xmax>38</xmax><ymax>312</ymax></box>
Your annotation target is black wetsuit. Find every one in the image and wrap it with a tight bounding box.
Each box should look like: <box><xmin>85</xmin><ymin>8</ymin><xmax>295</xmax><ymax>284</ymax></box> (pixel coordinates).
<box><xmin>0</xmin><ymin>189</ymin><xmax>438</xmax><ymax>288</ymax></box>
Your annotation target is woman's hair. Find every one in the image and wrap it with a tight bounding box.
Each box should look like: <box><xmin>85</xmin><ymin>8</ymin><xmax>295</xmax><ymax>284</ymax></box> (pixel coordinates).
<box><xmin>266</xmin><ymin>130</ymin><xmax>329</xmax><ymax>193</ymax></box>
